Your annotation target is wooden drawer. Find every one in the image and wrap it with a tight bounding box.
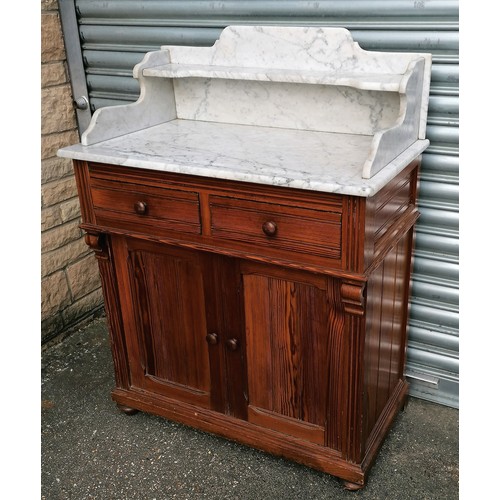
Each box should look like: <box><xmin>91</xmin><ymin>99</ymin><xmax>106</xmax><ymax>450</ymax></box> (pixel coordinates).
<box><xmin>210</xmin><ymin>195</ymin><xmax>342</xmax><ymax>262</ymax></box>
<box><xmin>89</xmin><ymin>175</ymin><xmax>201</xmax><ymax>236</ymax></box>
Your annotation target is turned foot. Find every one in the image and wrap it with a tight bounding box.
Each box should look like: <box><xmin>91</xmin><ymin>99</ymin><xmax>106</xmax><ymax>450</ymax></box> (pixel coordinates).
<box><xmin>343</xmin><ymin>480</ymin><xmax>364</xmax><ymax>491</ymax></box>
<box><xmin>117</xmin><ymin>404</ymin><xmax>139</xmax><ymax>415</ymax></box>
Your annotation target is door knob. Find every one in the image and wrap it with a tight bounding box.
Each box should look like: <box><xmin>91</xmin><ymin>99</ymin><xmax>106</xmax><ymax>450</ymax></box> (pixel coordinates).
<box><xmin>262</xmin><ymin>221</ymin><xmax>278</xmax><ymax>236</ymax></box>
<box><xmin>226</xmin><ymin>338</ymin><xmax>239</xmax><ymax>351</ymax></box>
<box><xmin>206</xmin><ymin>332</ymin><xmax>219</xmax><ymax>345</ymax></box>
<box><xmin>134</xmin><ymin>201</ymin><xmax>148</xmax><ymax>215</ymax></box>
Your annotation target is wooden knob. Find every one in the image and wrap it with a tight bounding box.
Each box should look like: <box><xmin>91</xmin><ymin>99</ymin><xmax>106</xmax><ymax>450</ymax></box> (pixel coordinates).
<box><xmin>226</xmin><ymin>338</ymin><xmax>239</xmax><ymax>351</ymax></box>
<box><xmin>134</xmin><ymin>201</ymin><xmax>148</xmax><ymax>215</ymax></box>
<box><xmin>205</xmin><ymin>332</ymin><xmax>219</xmax><ymax>345</ymax></box>
<box><xmin>262</xmin><ymin>221</ymin><xmax>277</xmax><ymax>236</ymax></box>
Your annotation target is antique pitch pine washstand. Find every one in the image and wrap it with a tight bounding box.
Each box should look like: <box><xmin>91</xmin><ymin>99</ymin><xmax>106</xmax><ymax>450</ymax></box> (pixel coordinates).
<box><xmin>58</xmin><ymin>26</ymin><xmax>431</xmax><ymax>490</ymax></box>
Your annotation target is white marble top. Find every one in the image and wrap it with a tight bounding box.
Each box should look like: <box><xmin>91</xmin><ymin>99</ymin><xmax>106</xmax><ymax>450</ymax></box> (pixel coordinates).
<box><xmin>58</xmin><ymin>119</ymin><xmax>428</xmax><ymax>197</ymax></box>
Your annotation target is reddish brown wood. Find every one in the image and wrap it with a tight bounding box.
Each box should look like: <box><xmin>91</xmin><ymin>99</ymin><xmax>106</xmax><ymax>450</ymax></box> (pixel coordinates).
<box><xmin>112</xmin><ymin>237</ymin><xmax>212</xmax><ymax>408</ymax></box>
<box><xmin>242</xmin><ymin>262</ymin><xmax>330</xmax><ymax>442</ymax></box>
<box><xmin>210</xmin><ymin>194</ymin><xmax>342</xmax><ymax>262</ymax></box>
<box><xmin>81</xmin><ymin>230</ymin><xmax>131</xmax><ymax>390</ymax></box>
<box><xmin>73</xmin><ymin>160</ymin><xmax>96</xmax><ymax>224</ymax></box>
<box><xmin>133</xmin><ymin>200</ymin><xmax>148</xmax><ymax>215</ymax></box>
<box><xmin>343</xmin><ymin>480</ymin><xmax>364</xmax><ymax>491</ymax></box>
<box><xmin>75</xmin><ymin>158</ymin><xmax>421</xmax><ymax>489</ymax></box>
<box><xmin>89</xmin><ymin>174</ymin><xmax>201</xmax><ymax>236</ymax></box>
<box><xmin>362</xmin><ymin>228</ymin><xmax>414</xmax><ymax>457</ymax></box>
<box><xmin>364</xmin><ymin>159</ymin><xmax>419</xmax><ymax>270</ymax></box>
<box><xmin>342</xmin><ymin>196</ymin><xmax>365</xmax><ymax>273</ymax></box>
<box><xmin>111</xmin><ymin>386</ymin><xmax>364</xmax><ymax>484</ymax></box>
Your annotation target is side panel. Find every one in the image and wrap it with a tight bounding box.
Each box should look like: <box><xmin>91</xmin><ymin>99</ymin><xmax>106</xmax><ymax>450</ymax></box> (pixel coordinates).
<box><xmin>363</xmin><ymin>229</ymin><xmax>412</xmax><ymax>449</ymax></box>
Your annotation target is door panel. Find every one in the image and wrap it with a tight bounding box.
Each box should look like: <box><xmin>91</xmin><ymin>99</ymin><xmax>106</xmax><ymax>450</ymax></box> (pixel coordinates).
<box><xmin>242</xmin><ymin>262</ymin><xmax>331</xmax><ymax>444</ymax></box>
<box><xmin>114</xmin><ymin>237</ymin><xmax>212</xmax><ymax>408</ymax></box>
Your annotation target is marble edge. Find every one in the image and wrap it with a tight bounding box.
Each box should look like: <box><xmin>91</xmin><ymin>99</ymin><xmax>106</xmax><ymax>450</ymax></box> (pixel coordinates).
<box><xmin>57</xmin><ymin>139</ymin><xmax>428</xmax><ymax>198</ymax></box>
<box><xmin>143</xmin><ymin>65</ymin><xmax>403</xmax><ymax>92</ymax></box>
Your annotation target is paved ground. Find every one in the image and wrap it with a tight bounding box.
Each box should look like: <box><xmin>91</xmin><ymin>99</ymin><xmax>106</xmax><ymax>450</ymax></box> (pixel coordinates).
<box><xmin>41</xmin><ymin>316</ymin><xmax>459</xmax><ymax>499</ymax></box>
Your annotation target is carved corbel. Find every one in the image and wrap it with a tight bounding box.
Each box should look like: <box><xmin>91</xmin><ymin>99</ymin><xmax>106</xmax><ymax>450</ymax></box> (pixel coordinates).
<box><xmin>84</xmin><ymin>231</ymin><xmax>109</xmax><ymax>261</ymax></box>
<box><xmin>340</xmin><ymin>281</ymin><xmax>366</xmax><ymax>316</ymax></box>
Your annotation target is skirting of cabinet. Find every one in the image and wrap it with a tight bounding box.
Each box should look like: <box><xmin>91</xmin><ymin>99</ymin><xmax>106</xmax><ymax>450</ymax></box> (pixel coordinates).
<box><xmin>111</xmin><ymin>378</ymin><xmax>408</xmax><ymax>488</ymax></box>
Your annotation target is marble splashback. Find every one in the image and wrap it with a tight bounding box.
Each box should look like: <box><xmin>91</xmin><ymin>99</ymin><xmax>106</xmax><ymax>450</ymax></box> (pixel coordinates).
<box><xmin>173</xmin><ymin>79</ymin><xmax>399</xmax><ymax>136</ymax></box>
<box><xmin>164</xmin><ymin>26</ymin><xmax>422</xmax><ymax>75</ymax></box>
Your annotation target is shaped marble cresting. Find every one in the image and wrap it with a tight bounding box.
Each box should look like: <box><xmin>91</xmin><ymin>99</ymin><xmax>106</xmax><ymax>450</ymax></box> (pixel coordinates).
<box><xmin>60</xmin><ymin>26</ymin><xmax>431</xmax><ymax>192</ymax></box>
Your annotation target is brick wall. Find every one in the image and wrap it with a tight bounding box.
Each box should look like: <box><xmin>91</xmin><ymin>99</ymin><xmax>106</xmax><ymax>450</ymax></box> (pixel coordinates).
<box><xmin>41</xmin><ymin>0</ymin><xmax>103</xmax><ymax>344</ymax></box>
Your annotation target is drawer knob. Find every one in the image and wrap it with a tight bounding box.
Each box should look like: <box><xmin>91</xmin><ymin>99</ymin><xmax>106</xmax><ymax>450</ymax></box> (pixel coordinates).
<box><xmin>134</xmin><ymin>201</ymin><xmax>148</xmax><ymax>215</ymax></box>
<box><xmin>226</xmin><ymin>338</ymin><xmax>239</xmax><ymax>351</ymax></box>
<box><xmin>205</xmin><ymin>332</ymin><xmax>219</xmax><ymax>345</ymax></box>
<box><xmin>262</xmin><ymin>221</ymin><xmax>278</xmax><ymax>237</ymax></box>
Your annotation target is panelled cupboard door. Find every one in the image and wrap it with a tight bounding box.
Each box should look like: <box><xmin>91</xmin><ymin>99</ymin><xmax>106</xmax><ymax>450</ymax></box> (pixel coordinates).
<box><xmin>241</xmin><ymin>262</ymin><xmax>333</xmax><ymax>446</ymax></box>
<box><xmin>112</xmin><ymin>235</ymin><xmax>337</xmax><ymax>444</ymax></box>
<box><xmin>112</xmin><ymin>236</ymin><xmax>216</xmax><ymax>410</ymax></box>
<box><xmin>111</xmin><ymin>236</ymin><xmax>247</xmax><ymax>416</ymax></box>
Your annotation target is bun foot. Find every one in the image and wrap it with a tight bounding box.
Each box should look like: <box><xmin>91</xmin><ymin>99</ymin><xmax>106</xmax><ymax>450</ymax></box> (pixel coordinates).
<box><xmin>401</xmin><ymin>395</ymin><xmax>409</xmax><ymax>412</ymax></box>
<box><xmin>343</xmin><ymin>480</ymin><xmax>364</xmax><ymax>491</ymax></box>
<box><xmin>117</xmin><ymin>404</ymin><xmax>139</xmax><ymax>415</ymax></box>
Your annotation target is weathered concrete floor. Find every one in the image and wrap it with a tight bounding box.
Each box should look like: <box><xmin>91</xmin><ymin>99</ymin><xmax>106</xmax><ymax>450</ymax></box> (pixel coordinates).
<box><xmin>41</xmin><ymin>317</ymin><xmax>459</xmax><ymax>500</ymax></box>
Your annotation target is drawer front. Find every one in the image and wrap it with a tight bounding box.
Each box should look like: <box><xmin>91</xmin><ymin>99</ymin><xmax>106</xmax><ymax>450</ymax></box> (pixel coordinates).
<box><xmin>89</xmin><ymin>177</ymin><xmax>201</xmax><ymax>236</ymax></box>
<box><xmin>210</xmin><ymin>196</ymin><xmax>342</xmax><ymax>261</ymax></box>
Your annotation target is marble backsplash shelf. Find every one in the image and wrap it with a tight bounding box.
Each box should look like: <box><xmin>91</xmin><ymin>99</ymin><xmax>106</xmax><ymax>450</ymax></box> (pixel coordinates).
<box><xmin>143</xmin><ymin>63</ymin><xmax>407</xmax><ymax>92</ymax></box>
<box><xmin>59</xmin><ymin>25</ymin><xmax>431</xmax><ymax>187</ymax></box>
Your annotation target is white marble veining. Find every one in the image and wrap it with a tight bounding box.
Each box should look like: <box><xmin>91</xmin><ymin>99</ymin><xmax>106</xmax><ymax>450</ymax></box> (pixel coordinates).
<box><xmin>82</xmin><ymin>50</ymin><xmax>176</xmax><ymax>146</ymax></box>
<box><xmin>60</xmin><ymin>26</ymin><xmax>431</xmax><ymax>192</ymax></box>
<box><xmin>162</xmin><ymin>26</ymin><xmax>432</xmax><ymax>146</ymax></box>
<box><xmin>59</xmin><ymin>119</ymin><xmax>429</xmax><ymax>197</ymax></box>
<box><xmin>164</xmin><ymin>26</ymin><xmax>425</xmax><ymax>76</ymax></box>
<box><xmin>173</xmin><ymin>79</ymin><xmax>399</xmax><ymax>137</ymax></box>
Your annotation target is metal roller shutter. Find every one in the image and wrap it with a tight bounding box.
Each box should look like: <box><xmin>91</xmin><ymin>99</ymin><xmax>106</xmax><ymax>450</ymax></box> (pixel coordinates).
<box><xmin>63</xmin><ymin>0</ymin><xmax>460</xmax><ymax>408</ymax></box>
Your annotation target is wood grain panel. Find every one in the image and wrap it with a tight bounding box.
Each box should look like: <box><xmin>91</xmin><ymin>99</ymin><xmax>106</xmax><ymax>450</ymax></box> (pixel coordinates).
<box><xmin>121</xmin><ymin>239</ymin><xmax>211</xmax><ymax>407</ymax></box>
<box><xmin>207</xmin><ymin>255</ymin><xmax>248</xmax><ymax>419</ymax></box>
<box><xmin>342</xmin><ymin>196</ymin><xmax>365</xmax><ymax>273</ymax></box>
<box><xmin>73</xmin><ymin>160</ymin><xmax>96</xmax><ymax>224</ymax></box>
<box><xmin>89</xmin><ymin>177</ymin><xmax>201</xmax><ymax>236</ymax></box>
<box><xmin>328</xmin><ymin>277</ymin><xmax>365</xmax><ymax>462</ymax></box>
<box><xmin>363</xmin><ymin>231</ymin><xmax>412</xmax><ymax>449</ymax></box>
<box><xmin>363</xmin><ymin>261</ymin><xmax>383</xmax><ymax>444</ymax></box>
<box><xmin>84</xmin><ymin>232</ymin><xmax>130</xmax><ymax>389</ymax></box>
<box><xmin>364</xmin><ymin>160</ymin><xmax>419</xmax><ymax>270</ymax></box>
<box><xmin>210</xmin><ymin>195</ymin><xmax>342</xmax><ymax>260</ymax></box>
<box><xmin>372</xmin><ymin>178</ymin><xmax>412</xmax><ymax>243</ymax></box>
<box><xmin>243</xmin><ymin>267</ymin><xmax>329</xmax><ymax>441</ymax></box>
<box><xmin>376</xmin><ymin>243</ymin><xmax>397</xmax><ymax>419</ymax></box>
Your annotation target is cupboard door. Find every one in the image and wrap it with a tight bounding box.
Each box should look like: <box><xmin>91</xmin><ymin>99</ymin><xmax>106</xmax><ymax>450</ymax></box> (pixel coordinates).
<box><xmin>112</xmin><ymin>237</ymin><xmax>215</xmax><ymax>409</ymax></box>
<box><xmin>241</xmin><ymin>262</ymin><xmax>333</xmax><ymax>445</ymax></box>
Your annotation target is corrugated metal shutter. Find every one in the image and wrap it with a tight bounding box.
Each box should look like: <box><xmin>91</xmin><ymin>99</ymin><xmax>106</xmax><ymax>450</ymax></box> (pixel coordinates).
<box><xmin>70</xmin><ymin>0</ymin><xmax>460</xmax><ymax>408</ymax></box>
